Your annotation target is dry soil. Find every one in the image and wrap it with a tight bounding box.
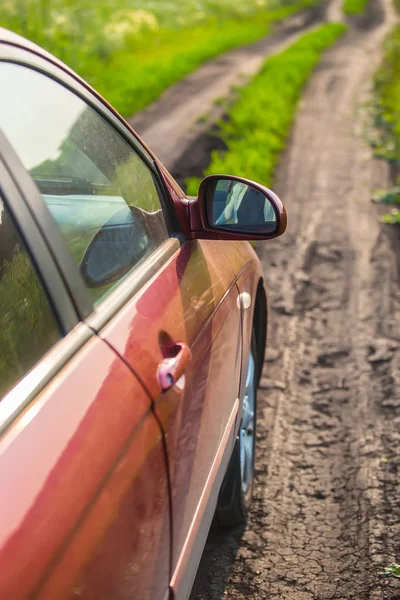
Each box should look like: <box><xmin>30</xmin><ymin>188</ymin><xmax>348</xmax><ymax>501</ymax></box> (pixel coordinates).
<box><xmin>188</xmin><ymin>0</ymin><xmax>400</xmax><ymax>598</ymax></box>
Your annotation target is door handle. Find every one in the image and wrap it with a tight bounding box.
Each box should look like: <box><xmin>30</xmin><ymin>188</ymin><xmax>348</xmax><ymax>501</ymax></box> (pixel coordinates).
<box><xmin>157</xmin><ymin>343</ymin><xmax>192</xmax><ymax>392</ymax></box>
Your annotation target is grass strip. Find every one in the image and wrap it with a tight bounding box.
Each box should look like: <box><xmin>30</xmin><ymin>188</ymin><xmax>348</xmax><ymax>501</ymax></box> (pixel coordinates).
<box><xmin>343</xmin><ymin>0</ymin><xmax>369</xmax><ymax>16</ymax></box>
<box><xmin>1</xmin><ymin>0</ymin><xmax>323</xmax><ymax>117</ymax></box>
<box><xmin>89</xmin><ymin>2</ymin><xmax>320</xmax><ymax>116</ymax></box>
<box><xmin>186</xmin><ymin>23</ymin><xmax>347</xmax><ymax>196</ymax></box>
<box><xmin>370</xmin><ymin>9</ymin><xmax>400</xmax><ymax>224</ymax></box>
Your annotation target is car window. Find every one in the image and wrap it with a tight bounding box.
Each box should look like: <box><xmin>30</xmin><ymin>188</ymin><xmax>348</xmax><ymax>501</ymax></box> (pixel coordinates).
<box><xmin>0</xmin><ymin>62</ymin><xmax>169</xmax><ymax>306</ymax></box>
<box><xmin>0</xmin><ymin>197</ymin><xmax>61</xmax><ymax>399</ymax></box>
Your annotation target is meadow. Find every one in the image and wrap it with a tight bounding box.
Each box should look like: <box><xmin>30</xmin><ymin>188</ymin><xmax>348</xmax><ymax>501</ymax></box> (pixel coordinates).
<box><xmin>1</xmin><ymin>0</ymin><xmax>323</xmax><ymax>116</ymax></box>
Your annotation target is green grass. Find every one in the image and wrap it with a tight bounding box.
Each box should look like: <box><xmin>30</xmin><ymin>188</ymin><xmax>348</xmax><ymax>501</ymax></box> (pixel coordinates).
<box><xmin>0</xmin><ymin>0</ymin><xmax>324</xmax><ymax>117</ymax></box>
<box><xmin>379</xmin><ymin>562</ymin><xmax>400</xmax><ymax>579</ymax></box>
<box><xmin>370</xmin><ymin>15</ymin><xmax>400</xmax><ymax>224</ymax></box>
<box><xmin>380</xmin><ymin>210</ymin><xmax>400</xmax><ymax>225</ymax></box>
<box><xmin>186</xmin><ymin>23</ymin><xmax>347</xmax><ymax>196</ymax></box>
<box><xmin>372</xmin><ymin>25</ymin><xmax>400</xmax><ymax>162</ymax></box>
<box><xmin>343</xmin><ymin>0</ymin><xmax>369</xmax><ymax>16</ymax></box>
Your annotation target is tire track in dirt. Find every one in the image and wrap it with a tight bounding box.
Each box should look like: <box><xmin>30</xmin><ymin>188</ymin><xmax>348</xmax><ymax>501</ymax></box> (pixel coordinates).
<box><xmin>130</xmin><ymin>0</ymin><xmax>340</xmax><ymax>171</ymax></box>
<box><xmin>190</xmin><ymin>0</ymin><xmax>400</xmax><ymax>598</ymax></box>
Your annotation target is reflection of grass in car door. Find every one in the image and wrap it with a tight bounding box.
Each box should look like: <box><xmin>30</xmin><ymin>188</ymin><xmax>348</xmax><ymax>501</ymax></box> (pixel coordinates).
<box><xmin>112</xmin><ymin>155</ymin><xmax>161</xmax><ymax>213</ymax></box>
<box><xmin>55</xmin><ymin>219</ymin><xmax>95</xmax><ymax>265</ymax></box>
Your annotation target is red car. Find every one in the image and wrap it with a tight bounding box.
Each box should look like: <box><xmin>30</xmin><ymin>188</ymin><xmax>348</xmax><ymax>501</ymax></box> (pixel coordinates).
<box><xmin>0</xmin><ymin>28</ymin><xmax>286</xmax><ymax>600</ymax></box>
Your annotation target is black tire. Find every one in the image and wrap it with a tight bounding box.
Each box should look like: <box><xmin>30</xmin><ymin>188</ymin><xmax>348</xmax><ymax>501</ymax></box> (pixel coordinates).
<box><xmin>215</xmin><ymin>334</ymin><xmax>258</xmax><ymax>528</ymax></box>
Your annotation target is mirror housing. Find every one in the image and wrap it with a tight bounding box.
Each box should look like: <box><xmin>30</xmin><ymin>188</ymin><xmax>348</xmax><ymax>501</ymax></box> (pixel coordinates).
<box><xmin>189</xmin><ymin>174</ymin><xmax>287</xmax><ymax>240</ymax></box>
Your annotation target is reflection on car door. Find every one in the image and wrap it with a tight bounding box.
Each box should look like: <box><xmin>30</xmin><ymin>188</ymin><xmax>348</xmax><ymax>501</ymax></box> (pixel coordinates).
<box><xmin>0</xmin><ymin>331</ymin><xmax>171</xmax><ymax>600</ymax></box>
<box><xmin>95</xmin><ymin>238</ymin><xmax>242</xmax><ymax>599</ymax></box>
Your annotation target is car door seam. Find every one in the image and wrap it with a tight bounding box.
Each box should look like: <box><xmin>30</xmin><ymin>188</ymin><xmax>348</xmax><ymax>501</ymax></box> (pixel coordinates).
<box><xmin>190</xmin><ymin>275</ymin><xmax>240</xmax><ymax>351</ymax></box>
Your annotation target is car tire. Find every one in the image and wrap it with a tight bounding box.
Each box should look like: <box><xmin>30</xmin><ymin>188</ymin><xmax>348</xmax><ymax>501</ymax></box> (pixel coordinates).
<box><xmin>215</xmin><ymin>333</ymin><xmax>258</xmax><ymax>528</ymax></box>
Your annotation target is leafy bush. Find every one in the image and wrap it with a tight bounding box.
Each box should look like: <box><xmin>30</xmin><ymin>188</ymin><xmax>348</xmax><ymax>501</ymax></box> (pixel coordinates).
<box><xmin>186</xmin><ymin>23</ymin><xmax>346</xmax><ymax>195</ymax></box>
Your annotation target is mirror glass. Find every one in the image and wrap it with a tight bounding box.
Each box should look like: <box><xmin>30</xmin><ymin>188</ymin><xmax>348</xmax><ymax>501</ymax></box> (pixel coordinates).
<box><xmin>209</xmin><ymin>179</ymin><xmax>277</xmax><ymax>234</ymax></box>
<box><xmin>80</xmin><ymin>206</ymin><xmax>150</xmax><ymax>287</ymax></box>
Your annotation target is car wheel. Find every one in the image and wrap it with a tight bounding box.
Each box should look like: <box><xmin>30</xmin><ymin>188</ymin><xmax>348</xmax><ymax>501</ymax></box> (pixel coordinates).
<box><xmin>215</xmin><ymin>334</ymin><xmax>258</xmax><ymax>527</ymax></box>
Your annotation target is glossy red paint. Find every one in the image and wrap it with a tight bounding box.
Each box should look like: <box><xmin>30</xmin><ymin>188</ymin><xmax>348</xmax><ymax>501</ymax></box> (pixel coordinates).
<box><xmin>97</xmin><ymin>238</ymin><xmax>243</xmax><ymax>584</ymax></box>
<box><xmin>0</xmin><ymin>330</ymin><xmax>170</xmax><ymax>600</ymax></box>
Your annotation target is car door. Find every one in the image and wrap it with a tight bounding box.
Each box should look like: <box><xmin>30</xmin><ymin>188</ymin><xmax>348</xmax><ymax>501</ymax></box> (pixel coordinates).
<box><xmin>0</xmin><ymin>47</ymin><xmax>244</xmax><ymax>599</ymax></box>
<box><xmin>96</xmin><ymin>237</ymin><xmax>243</xmax><ymax>598</ymax></box>
<box><xmin>0</xmin><ymin>66</ymin><xmax>171</xmax><ymax>600</ymax></box>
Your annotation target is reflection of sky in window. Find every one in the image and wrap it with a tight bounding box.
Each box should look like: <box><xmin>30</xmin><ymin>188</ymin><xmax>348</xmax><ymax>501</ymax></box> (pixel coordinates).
<box><xmin>0</xmin><ymin>63</ymin><xmax>83</xmax><ymax>170</ymax></box>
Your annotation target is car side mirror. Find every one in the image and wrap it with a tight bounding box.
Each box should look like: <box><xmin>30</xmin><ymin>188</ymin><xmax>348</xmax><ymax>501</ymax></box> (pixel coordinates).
<box><xmin>191</xmin><ymin>174</ymin><xmax>287</xmax><ymax>240</ymax></box>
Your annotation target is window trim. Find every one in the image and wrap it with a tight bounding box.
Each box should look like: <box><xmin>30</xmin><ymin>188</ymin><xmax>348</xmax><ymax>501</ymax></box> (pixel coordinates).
<box><xmin>0</xmin><ymin>45</ymin><xmax>182</xmax><ymax>323</ymax></box>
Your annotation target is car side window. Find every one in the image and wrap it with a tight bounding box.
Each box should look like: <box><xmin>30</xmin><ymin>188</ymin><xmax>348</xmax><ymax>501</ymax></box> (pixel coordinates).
<box><xmin>0</xmin><ymin>197</ymin><xmax>61</xmax><ymax>399</ymax></box>
<box><xmin>0</xmin><ymin>62</ymin><xmax>169</xmax><ymax>305</ymax></box>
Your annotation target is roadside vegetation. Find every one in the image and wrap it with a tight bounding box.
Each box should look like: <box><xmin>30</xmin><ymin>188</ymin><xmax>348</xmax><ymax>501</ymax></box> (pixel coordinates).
<box><xmin>370</xmin><ymin>1</ymin><xmax>400</xmax><ymax>224</ymax></box>
<box><xmin>186</xmin><ymin>23</ymin><xmax>346</xmax><ymax>196</ymax></box>
<box><xmin>343</xmin><ymin>0</ymin><xmax>369</xmax><ymax>15</ymax></box>
<box><xmin>1</xmin><ymin>0</ymin><xmax>323</xmax><ymax>117</ymax></box>
<box><xmin>379</xmin><ymin>562</ymin><xmax>400</xmax><ymax>579</ymax></box>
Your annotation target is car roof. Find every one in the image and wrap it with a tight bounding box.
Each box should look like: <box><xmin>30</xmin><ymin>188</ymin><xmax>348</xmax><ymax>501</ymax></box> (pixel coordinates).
<box><xmin>0</xmin><ymin>27</ymin><xmax>128</xmax><ymax>138</ymax></box>
<box><xmin>0</xmin><ymin>27</ymin><xmax>58</xmax><ymax>62</ymax></box>
<box><xmin>0</xmin><ymin>27</ymin><xmax>164</xmax><ymax>177</ymax></box>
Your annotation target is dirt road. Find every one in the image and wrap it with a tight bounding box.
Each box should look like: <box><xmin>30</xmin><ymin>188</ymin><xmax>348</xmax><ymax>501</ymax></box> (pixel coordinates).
<box><xmin>131</xmin><ymin>0</ymin><xmax>339</xmax><ymax>170</ymax></box>
<box><xmin>188</xmin><ymin>0</ymin><xmax>400</xmax><ymax>598</ymax></box>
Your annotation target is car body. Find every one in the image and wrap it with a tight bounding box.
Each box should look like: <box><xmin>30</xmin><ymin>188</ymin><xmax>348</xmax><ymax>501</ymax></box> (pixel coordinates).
<box><xmin>0</xmin><ymin>28</ymin><xmax>286</xmax><ymax>600</ymax></box>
